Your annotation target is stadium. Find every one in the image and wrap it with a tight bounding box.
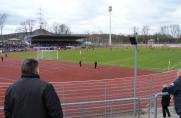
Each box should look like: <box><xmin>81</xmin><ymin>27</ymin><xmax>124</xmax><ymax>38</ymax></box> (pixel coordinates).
<box><xmin>1</xmin><ymin>1</ymin><xmax>181</xmax><ymax>118</ymax></box>
<box><xmin>0</xmin><ymin>27</ymin><xmax>181</xmax><ymax>117</ymax></box>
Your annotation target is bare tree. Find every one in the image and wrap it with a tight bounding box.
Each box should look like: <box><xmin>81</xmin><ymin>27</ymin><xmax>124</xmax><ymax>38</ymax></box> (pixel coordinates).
<box><xmin>17</xmin><ymin>21</ymin><xmax>28</xmax><ymax>35</ymax></box>
<box><xmin>160</xmin><ymin>26</ymin><xmax>169</xmax><ymax>36</ymax></box>
<box><xmin>0</xmin><ymin>13</ymin><xmax>7</xmax><ymax>42</ymax></box>
<box><xmin>141</xmin><ymin>26</ymin><xmax>150</xmax><ymax>43</ymax></box>
<box><xmin>142</xmin><ymin>26</ymin><xmax>150</xmax><ymax>36</ymax></box>
<box><xmin>52</xmin><ymin>22</ymin><xmax>59</xmax><ymax>34</ymax></box>
<box><xmin>17</xmin><ymin>19</ymin><xmax>35</xmax><ymax>35</ymax></box>
<box><xmin>179</xmin><ymin>26</ymin><xmax>181</xmax><ymax>38</ymax></box>
<box><xmin>52</xmin><ymin>23</ymin><xmax>71</xmax><ymax>34</ymax></box>
<box><xmin>27</xmin><ymin>19</ymin><xmax>35</xmax><ymax>34</ymax></box>
<box><xmin>132</xmin><ymin>26</ymin><xmax>139</xmax><ymax>36</ymax></box>
<box><xmin>59</xmin><ymin>24</ymin><xmax>71</xmax><ymax>34</ymax></box>
<box><xmin>169</xmin><ymin>25</ymin><xmax>180</xmax><ymax>38</ymax></box>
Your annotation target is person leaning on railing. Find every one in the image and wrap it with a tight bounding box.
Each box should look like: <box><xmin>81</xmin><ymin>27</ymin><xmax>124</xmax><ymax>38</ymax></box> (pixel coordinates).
<box><xmin>4</xmin><ymin>58</ymin><xmax>63</xmax><ymax>118</ymax></box>
<box><xmin>167</xmin><ymin>69</ymin><xmax>181</xmax><ymax>118</ymax></box>
<box><xmin>161</xmin><ymin>84</ymin><xmax>171</xmax><ymax>118</ymax></box>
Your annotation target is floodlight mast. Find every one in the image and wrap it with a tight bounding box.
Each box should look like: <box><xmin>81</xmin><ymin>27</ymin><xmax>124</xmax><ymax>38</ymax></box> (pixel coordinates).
<box><xmin>108</xmin><ymin>6</ymin><xmax>112</xmax><ymax>46</ymax></box>
<box><xmin>130</xmin><ymin>34</ymin><xmax>138</xmax><ymax>115</ymax></box>
<box><xmin>38</xmin><ymin>8</ymin><xmax>44</xmax><ymax>29</ymax></box>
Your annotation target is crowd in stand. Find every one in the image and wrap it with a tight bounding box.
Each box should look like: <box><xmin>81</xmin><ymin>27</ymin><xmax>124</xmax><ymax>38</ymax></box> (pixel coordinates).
<box><xmin>0</xmin><ymin>43</ymin><xmax>27</xmax><ymax>52</ymax></box>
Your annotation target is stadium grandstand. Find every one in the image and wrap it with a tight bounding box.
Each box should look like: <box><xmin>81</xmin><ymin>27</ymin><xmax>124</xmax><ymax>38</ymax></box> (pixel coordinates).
<box><xmin>0</xmin><ymin>28</ymin><xmax>86</xmax><ymax>52</ymax></box>
<box><xmin>26</xmin><ymin>34</ymin><xmax>85</xmax><ymax>49</ymax></box>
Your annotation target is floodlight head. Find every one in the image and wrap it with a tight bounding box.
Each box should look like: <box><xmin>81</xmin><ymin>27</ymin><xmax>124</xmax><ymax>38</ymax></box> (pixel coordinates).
<box><xmin>130</xmin><ymin>37</ymin><xmax>138</xmax><ymax>45</ymax></box>
<box><xmin>109</xmin><ymin>6</ymin><xmax>112</xmax><ymax>12</ymax></box>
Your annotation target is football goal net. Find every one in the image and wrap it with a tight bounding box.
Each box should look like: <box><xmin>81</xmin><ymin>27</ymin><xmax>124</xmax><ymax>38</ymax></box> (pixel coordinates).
<box><xmin>36</xmin><ymin>50</ymin><xmax>59</xmax><ymax>60</ymax></box>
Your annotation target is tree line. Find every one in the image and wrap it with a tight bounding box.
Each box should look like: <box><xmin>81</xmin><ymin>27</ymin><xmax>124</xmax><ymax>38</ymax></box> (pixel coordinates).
<box><xmin>131</xmin><ymin>25</ymin><xmax>181</xmax><ymax>44</ymax></box>
<box><xmin>85</xmin><ymin>25</ymin><xmax>181</xmax><ymax>45</ymax></box>
<box><xmin>1</xmin><ymin>11</ymin><xmax>181</xmax><ymax>44</ymax></box>
<box><xmin>16</xmin><ymin>19</ymin><xmax>71</xmax><ymax>35</ymax></box>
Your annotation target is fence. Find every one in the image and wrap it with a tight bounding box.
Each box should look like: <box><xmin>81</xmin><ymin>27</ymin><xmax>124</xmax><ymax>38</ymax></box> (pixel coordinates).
<box><xmin>154</xmin><ymin>92</ymin><xmax>174</xmax><ymax>118</ymax></box>
<box><xmin>62</xmin><ymin>97</ymin><xmax>141</xmax><ymax>118</ymax></box>
<box><xmin>0</xmin><ymin>70</ymin><xmax>177</xmax><ymax>117</ymax></box>
<box><xmin>0</xmin><ymin>95</ymin><xmax>175</xmax><ymax>118</ymax></box>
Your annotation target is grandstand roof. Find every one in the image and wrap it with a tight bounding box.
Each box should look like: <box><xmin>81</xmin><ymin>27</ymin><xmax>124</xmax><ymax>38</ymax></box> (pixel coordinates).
<box><xmin>30</xmin><ymin>34</ymin><xmax>85</xmax><ymax>42</ymax></box>
<box><xmin>8</xmin><ymin>38</ymin><xmax>21</xmax><ymax>41</ymax></box>
<box><xmin>32</xmin><ymin>29</ymin><xmax>53</xmax><ymax>35</ymax></box>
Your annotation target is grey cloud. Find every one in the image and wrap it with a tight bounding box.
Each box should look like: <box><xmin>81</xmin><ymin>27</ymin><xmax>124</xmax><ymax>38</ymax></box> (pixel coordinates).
<box><xmin>1</xmin><ymin>0</ymin><xmax>181</xmax><ymax>34</ymax></box>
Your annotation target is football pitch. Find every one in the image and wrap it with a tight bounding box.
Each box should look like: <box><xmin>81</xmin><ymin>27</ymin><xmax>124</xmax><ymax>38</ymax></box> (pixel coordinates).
<box><xmin>8</xmin><ymin>47</ymin><xmax>181</xmax><ymax>72</ymax></box>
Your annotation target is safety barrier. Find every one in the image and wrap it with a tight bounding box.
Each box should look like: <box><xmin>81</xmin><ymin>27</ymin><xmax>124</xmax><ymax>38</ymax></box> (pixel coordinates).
<box><xmin>0</xmin><ymin>97</ymin><xmax>140</xmax><ymax>118</ymax></box>
<box><xmin>0</xmin><ymin>70</ymin><xmax>177</xmax><ymax>117</ymax></box>
<box><xmin>0</xmin><ymin>93</ymin><xmax>176</xmax><ymax>118</ymax></box>
<box><xmin>154</xmin><ymin>92</ymin><xmax>170</xmax><ymax>118</ymax></box>
<box><xmin>0</xmin><ymin>89</ymin><xmax>176</xmax><ymax>118</ymax></box>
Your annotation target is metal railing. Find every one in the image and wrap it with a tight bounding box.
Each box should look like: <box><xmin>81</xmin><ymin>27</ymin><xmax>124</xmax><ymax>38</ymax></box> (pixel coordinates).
<box><xmin>0</xmin><ymin>97</ymin><xmax>141</xmax><ymax>118</ymax></box>
<box><xmin>0</xmin><ymin>70</ymin><xmax>177</xmax><ymax>118</ymax></box>
<box><xmin>63</xmin><ymin>97</ymin><xmax>141</xmax><ymax>118</ymax></box>
<box><xmin>0</xmin><ymin>92</ymin><xmax>176</xmax><ymax>118</ymax></box>
<box><xmin>154</xmin><ymin>92</ymin><xmax>170</xmax><ymax>118</ymax></box>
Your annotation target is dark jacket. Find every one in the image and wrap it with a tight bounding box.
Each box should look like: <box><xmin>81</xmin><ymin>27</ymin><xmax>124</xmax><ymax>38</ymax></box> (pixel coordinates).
<box><xmin>161</xmin><ymin>87</ymin><xmax>171</xmax><ymax>106</ymax></box>
<box><xmin>4</xmin><ymin>73</ymin><xmax>63</xmax><ymax>118</ymax></box>
<box><xmin>167</xmin><ymin>76</ymin><xmax>181</xmax><ymax>115</ymax></box>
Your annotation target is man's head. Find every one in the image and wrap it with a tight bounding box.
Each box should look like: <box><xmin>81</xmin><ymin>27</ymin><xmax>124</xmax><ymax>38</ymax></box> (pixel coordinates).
<box><xmin>163</xmin><ymin>84</ymin><xmax>167</xmax><ymax>88</ymax></box>
<box><xmin>21</xmin><ymin>59</ymin><xmax>39</xmax><ymax>75</ymax></box>
<box><xmin>177</xmin><ymin>69</ymin><xmax>181</xmax><ymax>78</ymax></box>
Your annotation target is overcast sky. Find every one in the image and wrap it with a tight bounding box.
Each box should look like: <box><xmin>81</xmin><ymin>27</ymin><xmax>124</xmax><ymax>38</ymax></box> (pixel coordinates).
<box><xmin>1</xmin><ymin>0</ymin><xmax>181</xmax><ymax>34</ymax></box>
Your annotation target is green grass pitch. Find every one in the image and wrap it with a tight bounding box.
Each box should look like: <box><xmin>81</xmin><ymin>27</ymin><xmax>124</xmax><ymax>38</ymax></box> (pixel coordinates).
<box><xmin>8</xmin><ymin>47</ymin><xmax>181</xmax><ymax>72</ymax></box>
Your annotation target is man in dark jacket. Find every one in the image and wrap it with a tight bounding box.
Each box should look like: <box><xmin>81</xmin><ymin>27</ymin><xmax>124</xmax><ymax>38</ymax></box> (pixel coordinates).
<box><xmin>94</xmin><ymin>61</ymin><xmax>97</xmax><ymax>69</ymax></box>
<box><xmin>4</xmin><ymin>58</ymin><xmax>63</xmax><ymax>118</ymax></box>
<box><xmin>1</xmin><ymin>56</ymin><xmax>3</xmax><ymax>62</ymax></box>
<box><xmin>167</xmin><ymin>69</ymin><xmax>181</xmax><ymax>118</ymax></box>
<box><xmin>79</xmin><ymin>60</ymin><xmax>82</xmax><ymax>67</ymax></box>
<box><xmin>161</xmin><ymin>84</ymin><xmax>171</xmax><ymax>117</ymax></box>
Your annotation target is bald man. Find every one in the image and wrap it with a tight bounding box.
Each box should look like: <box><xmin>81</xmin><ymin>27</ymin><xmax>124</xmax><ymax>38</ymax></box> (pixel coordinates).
<box><xmin>167</xmin><ymin>69</ymin><xmax>181</xmax><ymax>118</ymax></box>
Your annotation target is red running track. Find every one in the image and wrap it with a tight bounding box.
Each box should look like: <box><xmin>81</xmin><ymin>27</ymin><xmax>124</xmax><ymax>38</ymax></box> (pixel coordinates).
<box><xmin>0</xmin><ymin>57</ymin><xmax>177</xmax><ymax>117</ymax></box>
<box><xmin>0</xmin><ymin>57</ymin><xmax>155</xmax><ymax>82</ymax></box>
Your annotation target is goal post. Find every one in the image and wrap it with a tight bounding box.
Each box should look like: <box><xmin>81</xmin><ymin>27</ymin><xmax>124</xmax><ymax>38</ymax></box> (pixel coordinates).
<box><xmin>36</xmin><ymin>50</ymin><xmax>59</xmax><ymax>60</ymax></box>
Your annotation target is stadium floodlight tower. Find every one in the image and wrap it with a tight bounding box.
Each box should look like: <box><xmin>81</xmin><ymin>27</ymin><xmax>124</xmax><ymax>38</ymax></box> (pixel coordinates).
<box><xmin>130</xmin><ymin>34</ymin><xmax>138</xmax><ymax>115</ymax></box>
<box><xmin>108</xmin><ymin>6</ymin><xmax>112</xmax><ymax>46</ymax></box>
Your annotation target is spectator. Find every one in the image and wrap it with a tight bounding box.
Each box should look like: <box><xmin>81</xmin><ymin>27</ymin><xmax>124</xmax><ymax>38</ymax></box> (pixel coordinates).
<box><xmin>4</xmin><ymin>59</ymin><xmax>63</xmax><ymax>118</ymax></box>
<box><xmin>94</xmin><ymin>61</ymin><xmax>97</xmax><ymax>69</ymax></box>
<box><xmin>161</xmin><ymin>84</ymin><xmax>171</xmax><ymax>118</ymax></box>
<box><xmin>167</xmin><ymin>69</ymin><xmax>181</xmax><ymax>118</ymax></box>
<box><xmin>79</xmin><ymin>60</ymin><xmax>82</xmax><ymax>67</ymax></box>
<box><xmin>1</xmin><ymin>56</ymin><xmax>3</xmax><ymax>62</ymax></box>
